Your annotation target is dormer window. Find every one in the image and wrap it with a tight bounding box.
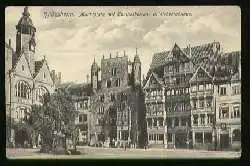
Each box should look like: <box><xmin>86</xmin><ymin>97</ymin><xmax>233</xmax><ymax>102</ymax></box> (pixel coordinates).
<box><xmin>44</xmin><ymin>72</ymin><xmax>46</xmax><ymax>78</ymax></box>
<box><xmin>22</xmin><ymin>65</ymin><xmax>24</xmax><ymax>71</ymax></box>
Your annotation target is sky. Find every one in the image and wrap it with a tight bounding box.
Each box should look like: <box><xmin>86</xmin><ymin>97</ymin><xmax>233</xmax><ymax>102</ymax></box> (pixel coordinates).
<box><xmin>5</xmin><ymin>6</ymin><xmax>241</xmax><ymax>83</ymax></box>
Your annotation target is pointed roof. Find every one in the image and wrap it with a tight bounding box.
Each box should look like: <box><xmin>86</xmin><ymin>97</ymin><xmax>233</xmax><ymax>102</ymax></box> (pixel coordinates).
<box><xmin>16</xmin><ymin>6</ymin><xmax>35</xmax><ymax>30</ymax></box>
<box><xmin>34</xmin><ymin>59</ymin><xmax>45</xmax><ymax>76</ymax></box>
<box><xmin>91</xmin><ymin>57</ymin><xmax>98</xmax><ymax>69</ymax></box>
<box><xmin>143</xmin><ymin>72</ymin><xmax>163</xmax><ymax>89</ymax></box>
<box><xmin>12</xmin><ymin>51</ymin><xmax>32</xmax><ymax>73</ymax></box>
<box><xmin>171</xmin><ymin>43</ymin><xmax>190</xmax><ymax>62</ymax></box>
<box><xmin>33</xmin><ymin>57</ymin><xmax>53</xmax><ymax>80</ymax></box>
<box><xmin>189</xmin><ymin>65</ymin><xmax>212</xmax><ymax>83</ymax></box>
<box><xmin>134</xmin><ymin>48</ymin><xmax>141</xmax><ymax>63</ymax></box>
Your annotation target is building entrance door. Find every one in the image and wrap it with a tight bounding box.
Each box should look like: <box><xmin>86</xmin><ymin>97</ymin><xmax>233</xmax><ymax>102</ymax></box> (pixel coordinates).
<box><xmin>175</xmin><ymin>133</ymin><xmax>187</xmax><ymax>149</ymax></box>
<box><xmin>220</xmin><ymin>134</ymin><xmax>229</xmax><ymax>150</ymax></box>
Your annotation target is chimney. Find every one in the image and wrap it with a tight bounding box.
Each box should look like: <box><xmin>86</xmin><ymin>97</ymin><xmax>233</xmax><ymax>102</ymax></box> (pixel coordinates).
<box><xmin>9</xmin><ymin>39</ymin><xmax>11</xmax><ymax>47</ymax></box>
<box><xmin>103</xmin><ymin>54</ymin><xmax>104</xmax><ymax>59</ymax></box>
<box><xmin>124</xmin><ymin>50</ymin><xmax>126</xmax><ymax>56</ymax></box>
<box><xmin>110</xmin><ymin>53</ymin><xmax>111</xmax><ymax>58</ymax></box>
<box><xmin>116</xmin><ymin>51</ymin><xmax>118</xmax><ymax>57</ymax></box>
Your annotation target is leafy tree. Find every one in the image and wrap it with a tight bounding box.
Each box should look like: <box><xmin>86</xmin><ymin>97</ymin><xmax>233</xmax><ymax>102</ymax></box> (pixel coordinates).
<box><xmin>27</xmin><ymin>89</ymin><xmax>78</xmax><ymax>152</ymax></box>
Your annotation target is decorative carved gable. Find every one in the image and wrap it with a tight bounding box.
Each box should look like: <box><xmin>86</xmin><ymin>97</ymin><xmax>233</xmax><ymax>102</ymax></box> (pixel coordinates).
<box><xmin>143</xmin><ymin>72</ymin><xmax>163</xmax><ymax>89</ymax></box>
<box><xmin>172</xmin><ymin>43</ymin><xmax>190</xmax><ymax>62</ymax></box>
<box><xmin>13</xmin><ymin>53</ymin><xmax>32</xmax><ymax>78</ymax></box>
<box><xmin>190</xmin><ymin>66</ymin><xmax>212</xmax><ymax>83</ymax></box>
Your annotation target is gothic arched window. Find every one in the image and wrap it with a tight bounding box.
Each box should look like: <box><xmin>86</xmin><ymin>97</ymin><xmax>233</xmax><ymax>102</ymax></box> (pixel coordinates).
<box><xmin>36</xmin><ymin>86</ymin><xmax>49</xmax><ymax>103</ymax></box>
<box><xmin>15</xmin><ymin>80</ymin><xmax>31</xmax><ymax>99</ymax></box>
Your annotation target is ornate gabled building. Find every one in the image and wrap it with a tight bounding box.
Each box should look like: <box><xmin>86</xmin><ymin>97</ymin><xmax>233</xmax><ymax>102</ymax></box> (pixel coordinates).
<box><xmin>143</xmin><ymin>41</ymin><xmax>222</xmax><ymax>149</ymax></box>
<box><xmin>144</xmin><ymin>41</ymin><xmax>241</xmax><ymax>150</ymax></box>
<box><xmin>189</xmin><ymin>66</ymin><xmax>214</xmax><ymax>149</ymax></box>
<box><xmin>5</xmin><ymin>7</ymin><xmax>59</xmax><ymax>147</ymax></box>
<box><xmin>89</xmin><ymin>51</ymin><xmax>147</xmax><ymax>148</ymax></box>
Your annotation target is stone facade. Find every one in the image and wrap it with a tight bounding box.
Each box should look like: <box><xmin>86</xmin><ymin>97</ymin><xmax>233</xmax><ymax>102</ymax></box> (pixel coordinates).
<box><xmin>89</xmin><ymin>51</ymin><xmax>146</xmax><ymax>148</ymax></box>
<box><xmin>5</xmin><ymin>7</ymin><xmax>59</xmax><ymax>146</ymax></box>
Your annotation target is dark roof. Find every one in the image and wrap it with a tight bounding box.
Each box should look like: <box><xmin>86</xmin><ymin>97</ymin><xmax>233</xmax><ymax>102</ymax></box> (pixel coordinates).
<box><xmin>190</xmin><ymin>65</ymin><xmax>213</xmax><ymax>83</ymax></box>
<box><xmin>213</xmin><ymin>51</ymin><xmax>241</xmax><ymax>82</ymax></box>
<box><xmin>183</xmin><ymin>42</ymin><xmax>220</xmax><ymax>65</ymax></box>
<box><xmin>16</xmin><ymin>7</ymin><xmax>35</xmax><ymax>29</ymax></box>
<box><xmin>134</xmin><ymin>54</ymin><xmax>141</xmax><ymax>63</ymax></box>
<box><xmin>150</xmin><ymin>42</ymin><xmax>220</xmax><ymax>69</ymax></box>
<box><xmin>34</xmin><ymin>59</ymin><xmax>45</xmax><ymax>77</ymax></box>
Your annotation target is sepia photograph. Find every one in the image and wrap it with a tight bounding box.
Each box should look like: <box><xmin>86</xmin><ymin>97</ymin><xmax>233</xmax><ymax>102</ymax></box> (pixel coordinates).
<box><xmin>5</xmin><ymin>6</ymin><xmax>241</xmax><ymax>159</ymax></box>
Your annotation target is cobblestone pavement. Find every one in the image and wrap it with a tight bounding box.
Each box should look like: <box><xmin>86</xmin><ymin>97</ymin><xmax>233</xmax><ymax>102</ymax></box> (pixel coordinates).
<box><xmin>6</xmin><ymin>146</ymin><xmax>241</xmax><ymax>159</ymax></box>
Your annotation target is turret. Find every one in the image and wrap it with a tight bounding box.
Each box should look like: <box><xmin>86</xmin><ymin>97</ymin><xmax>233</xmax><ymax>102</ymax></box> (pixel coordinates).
<box><xmin>91</xmin><ymin>58</ymin><xmax>99</xmax><ymax>92</ymax></box>
<box><xmin>16</xmin><ymin>6</ymin><xmax>36</xmax><ymax>75</ymax></box>
<box><xmin>133</xmin><ymin>48</ymin><xmax>141</xmax><ymax>86</ymax></box>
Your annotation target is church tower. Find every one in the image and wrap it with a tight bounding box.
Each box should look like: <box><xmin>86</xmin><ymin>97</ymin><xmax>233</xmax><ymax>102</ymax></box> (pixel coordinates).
<box><xmin>133</xmin><ymin>48</ymin><xmax>141</xmax><ymax>86</ymax></box>
<box><xmin>91</xmin><ymin>58</ymin><xmax>99</xmax><ymax>93</ymax></box>
<box><xmin>16</xmin><ymin>6</ymin><xmax>36</xmax><ymax>75</ymax></box>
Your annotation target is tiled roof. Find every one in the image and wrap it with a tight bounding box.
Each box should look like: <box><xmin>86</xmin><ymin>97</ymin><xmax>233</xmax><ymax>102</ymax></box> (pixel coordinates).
<box><xmin>183</xmin><ymin>42</ymin><xmax>220</xmax><ymax>65</ymax></box>
<box><xmin>213</xmin><ymin>51</ymin><xmax>241</xmax><ymax>82</ymax></box>
<box><xmin>150</xmin><ymin>51</ymin><xmax>171</xmax><ymax>68</ymax></box>
<box><xmin>150</xmin><ymin>42</ymin><xmax>220</xmax><ymax>69</ymax></box>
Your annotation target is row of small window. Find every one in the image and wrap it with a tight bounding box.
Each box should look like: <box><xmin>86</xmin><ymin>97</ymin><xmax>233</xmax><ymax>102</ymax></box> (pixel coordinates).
<box><xmin>99</xmin><ymin>93</ymin><xmax>127</xmax><ymax>102</ymax></box>
<box><xmin>147</xmin><ymin>117</ymin><xmax>164</xmax><ymax>127</ymax></box>
<box><xmin>106</xmin><ymin>78</ymin><xmax>121</xmax><ymax>88</ymax></box>
<box><xmin>145</xmin><ymin>89</ymin><xmax>163</xmax><ymax>98</ymax></box>
<box><xmin>166</xmin><ymin>117</ymin><xmax>189</xmax><ymax>127</ymax></box>
<box><xmin>219</xmin><ymin>86</ymin><xmax>240</xmax><ymax>96</ymax></box>
<box><xmin>192</xmin><ymin>114</ymin><xmax>214</xmax><ymax>125</ymax></box>
<box><xmin>148</xmin><ymin>134</ymin><xmax>164</xmax><ymax>141</ymax></box>
<box><xmin>96</xmin><ymin>118</ymin><xmax>116</xmax><ymax>126</ymax></box>
<box><xmin>146</xmin><ymin>103</ymin><xmax>164</xmax><ymax>112</ymax></box>
<box><xmin>166</xmin><ymin>88</ymin><xmax>190</xmax><ymax>96</ymax></box>
<box><xmin>219</xmin><ymin>106</ymin><xmax>240</xmax><ymax>119</ymax></box>
<box><xmin>167</xmin><ymin>76</ymin><xmax>188</xmax><ymax>85</ymax></box>
<box><xmin>77</xmin><ymin>101</ymin><xmax>89</xmax><ymax>110</ymax></box>
<box><xmin>165</xmin><ymin>63</ymin><xmax>189</xmax><ymax>74</ymax></box>
<box><xmin>190</xmin><ymin>84</ymin><xmax>213</xmax><ymax>92</ymax></box>
<box><xmin>15</xmin><ymin>108</ymin><xmax>28</xmax><ymax>120</ymax></box>
<box><xmin>191</xmin><ymin>99</ymin><xmax>212</xmax><ymax>109</ymax></box>
<box><xmin>166</xmin><ymin>103</ymin><xmax>191</xmax><ymax>112</ymax></box>
<box><xmin>15</xmin><ymin>81</ymin><xmax>48</xmax><ymax>102</ymax></box>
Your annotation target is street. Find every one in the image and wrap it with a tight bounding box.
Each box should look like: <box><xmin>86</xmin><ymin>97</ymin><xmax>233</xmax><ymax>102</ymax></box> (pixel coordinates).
<box><xmin>6</xmin><ymin>146</ymin><xmax>241</xmax><ymax>159</ymax></box>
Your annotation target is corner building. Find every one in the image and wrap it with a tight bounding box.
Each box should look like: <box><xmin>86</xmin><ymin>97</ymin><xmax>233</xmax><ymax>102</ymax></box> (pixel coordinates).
<box><xmin>5</xmin><ymin>7</ymin><xmax>60</xmax><ymax>147</ymax></box>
